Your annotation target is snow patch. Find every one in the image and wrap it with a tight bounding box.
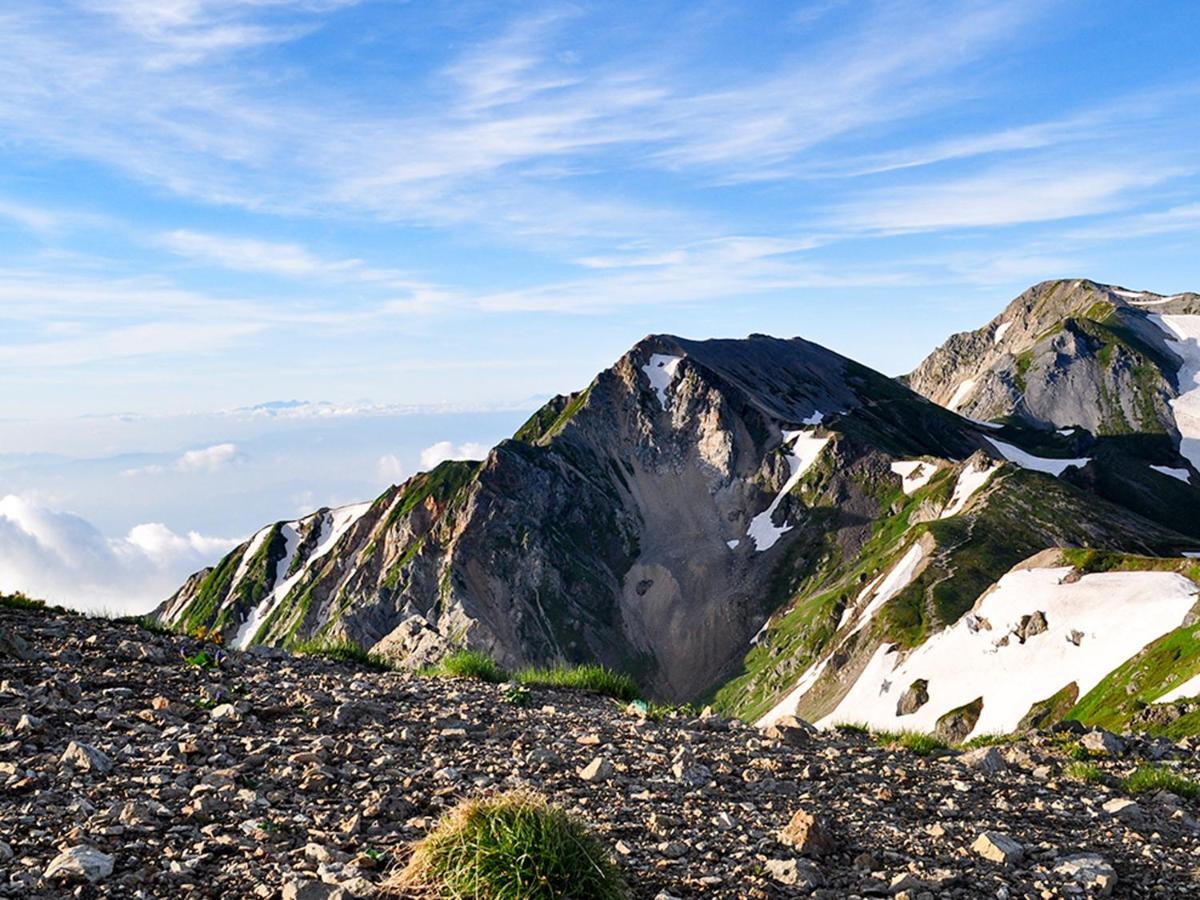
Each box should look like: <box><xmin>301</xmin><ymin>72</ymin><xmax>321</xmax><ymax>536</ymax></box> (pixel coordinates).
<box><xmin>642</xmin><ymin>354</ymin><xmax>682</xmax><ymax>410</ymax></box>
<box><xmin>842</xmin><ymin>543</ymin><xmax>926</xmax><ymax>638</ymax></box>
<box><xmin>1151</xmin><ymin>465</ymin><xmax>1192</xmax><ymax>484</ymax></box>
<box><xmin>802</xmin><ymin>410</ymin><xmax>824</xmax><ymax>426</ymax></box>
<box><xmin>756</xmin><ymin>655</ymin><xmax>833</xmax><ymax>727</ymax></box>
<box><xmin>1057</xmin><ymin>428</ymin><xmax>1077</xmax><ymax>436</ymax></box>
<box><xmin>993</xmin><ymin>322</ymin><xmax>1012</xmax><ymax>344</ymax></box>
<box><xmin>726</xmin><ymin>539</ymin><xmax>740</xmax><ymax>549</ymax></box>
<box><xmin>941</xmin><ymin>461</ymin><xmax>1000</xmax><ymax>518</ymax></box>
<box><xmin>1148</xmin><ymin>315</ymin><xmax>1200</xmax><ymax>472</ymax></box>
<box><xmin>986</xmin><ymin>438</ymin><xmax>1090</xmax><ymax>476</ymax></box>
<box><xmin>1158</xmin><ymin>671</ymin><xmax>1200</xmax><ymax>703</ymax></box>
<box><xmin>818</xmin><ymin>566</ymin><xmax>1197</xmax><ymax>739</ymax></box>
<box><xmin>946</xmin><ymin>379</ymin><xmax>976</xmax><ymax>411</ymax></box>
<box><xmin>890</xmin><ymin>460</ymin><xmax>936</xmax><ymax>495</ymax></box>
<box><xmin>966</xmin><ymin>417</ymin><xmax>1003</xmax><ymax>431</ymax></box>
<box><xmin>746</xmin><ymin>429</ymin><xmax>830</xmax><ymax>552</ymax></box>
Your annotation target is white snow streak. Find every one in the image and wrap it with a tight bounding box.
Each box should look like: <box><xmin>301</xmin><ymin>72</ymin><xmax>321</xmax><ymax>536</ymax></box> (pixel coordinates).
<box><xmin>726</xmin><ymin>539</ymin><xmax>740</xmax><ymax>549</ymax></box>
<box><xmin>756</xmin><ymin>655</ymin><xmax>833</xmax><ymax>727</ymax></box>
<box><xmin>1151</xmin><ymin>465</ymin><xmax>1192</xmax><ymax>484</ymax></box>
<box><xmin>642</xmin><ymin>354</ymin><xmax>682</xmax><ymax>410</ymax></box>
<box><xmin>941</xmin><ymin>461</ymin><xmax>999</xmax><ymax>518</ymax></box>
<box><xmin>985</xmin><ymin>438</ymin><xmax>1090</xmax><ymax>476</ymax></box>
<box><xmin>890</xmin><ymin>460</ymin><xmax>936</xmax><ymax>495</ymax></box>
<box><xmin>843</xmin><ymin>543</ymin><xmax>926</xmax><ymax>639</ymax></box>
<box><xmin>232</xmin><ymin>526</ymin><xmax>271</xmax><ymax>587</ymax></box>
<box><xmin>1149</xmin><ymin>315</ymin><xmax>1200</xmax><ymax>472</ymax></box>
<box><xmin>993</xmin><ymin>322</ymin><xmax>1012</xmax><ymax>344</ymax></box>
<box><xmin>946</xmin><ymin>379</ymin><xmax>976</xmax><ymax>411</ymax></box>
<box><xmin>233</xmin><ymin>501</ymin><xmax>371</xmax><ymax>650</ymax></box>
<box><xmin>746</xmin><ymin>429</ymin><xmax>830</xmax><ymax>552</ymax></box>
<box><xmin>818</xmin><ymin>567</ymin><xmax>1197</xmax><ymax>739</ymax></box>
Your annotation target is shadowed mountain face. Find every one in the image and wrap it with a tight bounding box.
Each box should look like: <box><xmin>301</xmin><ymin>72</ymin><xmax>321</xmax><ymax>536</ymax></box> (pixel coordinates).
<box><xmin>159</xmin><ymin>281</ymin><xmax>1200</xmax><ymax>729</ymax></box>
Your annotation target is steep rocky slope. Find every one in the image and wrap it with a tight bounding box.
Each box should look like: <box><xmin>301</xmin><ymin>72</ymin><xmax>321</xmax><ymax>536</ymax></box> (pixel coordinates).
<box><xmin>908</xmin><ymin>279</ymin><xmax>1200</xmax><ymax>454</ymax></box>
<box><xmin>159</xmin><ymin>334</ymin><xmax>1000</xmax><ymax>702</ymax></box>
<box><xmin>5</xmin><ymin>605</ymin><xmax>1200</xmax><ymax>898</ymax></box>
<box><xmin>158</xmin><ymin>281</ymin><xmax>1200</xmax><ymax>738</ymax></box>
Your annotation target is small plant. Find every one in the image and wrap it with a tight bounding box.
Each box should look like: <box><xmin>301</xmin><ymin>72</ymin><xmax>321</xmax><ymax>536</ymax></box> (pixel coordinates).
<box><xmin>420</xmin><ymin>650</ymin><xmax>507</xmax><ymax>684</ymax></box>
<box><xmin>183</xmin><ymin>648</ymin><xmax>222</xmax><ymax>670</ymax></box>
<box><xmin>514</xmin><ymin>664</ymin><xmax>641</xmax><ymax>702</ymax></box>
<box><xmin>292</xmin><ymin>637</ymin><xmax>392</xmax><ymax>671</ymax></box>
<box><xmin>1122</xmin><ymin>765</ymin><xmax>1200</xmax><ymax>799</ymax></box>
<box><xmin>874</xmin><ymin>730</ymin><xmax>949</xmax><ymax>757</ymax></box>
<box><xmin>503</xmin><ymin>684</ymin><xmax>531</xmax><ymax>707</ymax></box>
<box><xmin>385</xmin><ymin>791</ymin><xmax>628</xmax><ymax>899</ymax></box>
<box><xmin>958</xmin><ymin>732</ymin><xmax>1016</xmax><ymax>750</ymax></box>
<box><xmin>195</xmin><ymin>697</ymin><xmax>220</xmax><ymax>710</ymax></box>
<box><xmin>834</xmin><ymin>722</ymin><xmax>871</xmax><ymax>736</ymax></box>
<box><xmin>361</xmin><ymin>846</ymin><xmax>386</xmax><ymax>863</ymax></box>
<box><xmin>1063</xmin><ymin>762</ymin><xmax>1106</xmax><ymax>784</ymax></box>
<box><xmin>0</xmin><ymin>591</ymin><xmax>44</xmax><ymax>611</ymax></box>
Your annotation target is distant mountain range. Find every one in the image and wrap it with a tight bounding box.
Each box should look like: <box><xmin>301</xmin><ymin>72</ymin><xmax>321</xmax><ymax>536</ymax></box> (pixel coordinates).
<box><xmin>157</xmin><ymin>279</ymin><xmax>1200</xmax><ymax>740</ymax></box>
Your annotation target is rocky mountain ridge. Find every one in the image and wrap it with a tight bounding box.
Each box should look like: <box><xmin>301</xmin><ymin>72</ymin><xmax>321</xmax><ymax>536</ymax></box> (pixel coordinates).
<box><xmin>155</xmin><ymin>279</ymin><xmax>1200</xmax><ymax>742</ymax></box>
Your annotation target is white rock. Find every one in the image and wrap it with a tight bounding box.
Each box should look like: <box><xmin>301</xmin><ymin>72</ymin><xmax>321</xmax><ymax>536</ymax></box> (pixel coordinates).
<box><xmin>43</xmin><ymin>845</ymin><xmax>114</xmax><ymax>883</ymax></box>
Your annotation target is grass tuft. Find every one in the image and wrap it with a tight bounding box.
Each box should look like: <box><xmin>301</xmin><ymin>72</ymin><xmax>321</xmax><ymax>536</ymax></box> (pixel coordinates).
<box><xmin>514</xmin><ymin>664</ymin><xmax>641</xmax><ymax>702</ymax></box>
<box><xmin>834</xmin><ymin>722</ymin><xmax>872</xmax><ymax>736</ymax></box>
<box><xmin>0</xmin><ymin>592</ymin><xmax>45</xmax><ymax>611</ymax></box>
<box><xmin>1063</xmin><ymin>762</ymin><xmax>1106</xmax><ymax>784</ymax></box>
<box><xmin>292</xmin><ymin>637</ymin><xmax>393</xmax><ymax>672</ymax></box>
<box><xmin>874</xmin><ymin>730</ymin><xmax>949</xmax><ymax>756</ymax></box>
<box><xmin>957</xmin><ymin>732</ymin><xmax>1017</xmax><ymax>750</ymax></box>
<box><xmin>420</xmin><ymin>650</ymin><xmax>507</xmax><ymax>684</ymax></box>
<box><xmin>1122</xmin><ymin>765</ymin><xmax>1200</xmax><ymax>799</ymax></box>
<box><xmin>386</xmin><ymin>791</ymin><xmax>628</xmax><ymax>900</ymax></box>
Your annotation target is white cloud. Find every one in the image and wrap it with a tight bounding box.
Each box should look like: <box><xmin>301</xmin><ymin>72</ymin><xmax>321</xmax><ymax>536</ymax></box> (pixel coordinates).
<box><xmin>419</xmin><ymin>441</ymin><xmax>491</xmax><ymax>470</ymax></box>
<box><xmin>831</xmin><ymin>163</ymin><xmax>1174</xmax><ymax>234</ymax></box>
<box><xmin>0</xmin><ymin>494</ymin><xmax>237</xmax><ymax>614</ymax></box>
<box><xmin>124</xmin><ymin>442</ymin><xmax>243</xmax><ymax>476</ymax></box>
<box><xmin>376</xmin><ymin>453</ymin><xmax>405</xmax><ymax>484</ymax></box>
<box><xmin>177</xmin><ymin>442</ymin><xmax>241</xmax><ymax>471</ymax></box>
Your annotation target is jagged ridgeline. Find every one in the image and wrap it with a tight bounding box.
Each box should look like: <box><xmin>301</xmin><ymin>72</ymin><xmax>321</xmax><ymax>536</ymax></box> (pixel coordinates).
<box><xmin>158</xmin><ymin>279</ymin><xmax>1200</xmax><ymax>738</ymax></box>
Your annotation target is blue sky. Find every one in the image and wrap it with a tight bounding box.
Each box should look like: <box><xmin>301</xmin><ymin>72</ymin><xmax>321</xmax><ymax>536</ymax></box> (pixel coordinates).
<box><xmin>1</xmin><ymin>0</ymin><xmax>1198</xmax><ymax>610</ymax></box>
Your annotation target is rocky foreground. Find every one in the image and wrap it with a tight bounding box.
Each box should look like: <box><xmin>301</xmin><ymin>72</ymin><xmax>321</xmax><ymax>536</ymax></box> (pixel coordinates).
<box><xmin>3</xmin><ymin>608</ymin><xmax>1200</xmax><ymax>898</ymax></box>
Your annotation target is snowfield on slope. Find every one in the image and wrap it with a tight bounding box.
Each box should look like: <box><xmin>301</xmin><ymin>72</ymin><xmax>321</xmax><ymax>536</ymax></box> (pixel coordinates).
<box><xmin>946</xmin><ymin>379</ymin><xmax>976</xmax><ymax>411</ymax></box>
<box><xmin>642</xmin><ymin>354</ymin><xmax>683</xmax><ymax>410</ymax></box>
<box><xmin>985</xmin><ymin>438</ymin><xmax>1090</xmax><ymax>476</ymax></box>
<box><xmin>816</xmin><ymin>566</ymin><xmax>1198</xmax><ymax>740</ymax></box>
<box><xmin>890</xmin><ymin>460</ymin><xmax>937</xmax><ymax>495</ymax></box>
<box><xmin>1149</xmin><ymin>315</ymin><xmax>1200</xmax><ymax>472</ymax></box>
<box><xmin>746</xmin><ymin>429</ymin><xmax>830</xmax><ymax>551</ymax></box>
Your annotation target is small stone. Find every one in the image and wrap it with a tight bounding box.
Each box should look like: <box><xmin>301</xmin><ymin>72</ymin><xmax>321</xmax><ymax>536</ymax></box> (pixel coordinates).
<box><xmin>958</xmin><ymin>746</ymin><xmax>1007</xmax><ymax>775</ymax></box>
<box><xmin>780</xmin><ymin>808</ymin><xmax>837</xmax><ymax>857</ymax></box>
<box><xmin>281</xmin><ymin>878</ymin><xmax>345</xmax><ymax>900</ymax></box>
<box><xmin>765</xmin><ymin>858</ymin><xmax>822</xmax><ymax>888</ymax></box>
<box><xmin>763</xmin><ymin>714</ymin><xmax>817</xmax><ymax>747</ymax></box>
<box><xmin>578</xmin><ymin>756</ymin><xmax>614</xmax><ymax>782</ymax></box>
<box><xmin>1081</xmin><ymin>729</ymin><xmax>1124</xmax><ymax>756</ymax></box>
<box><xmin>971</xmin><ymin>831</ymin><xmax>1024</xmax><ymax>866</ymax></box>
<box><xmin>1101</xmin><ymin>797</ymin><xmax>1143</xmax><ymax>824</ymax></box>
<box><xmin>1053</xmin><ymin>853</ymin><xmax>1117</xmax><ymax>896</ymax></box>
<box><xmin>61</xmin><ymin>740</ymin><xmax>113</xmax><ymax>775</ymax></box>
<box><xmin>43</xmin><ymin>845</ymin><xmax>114</xmax><ymax>883</ymax></box>
<box><xmin>210</xmin><ymin>703</ymin><xmax>242</xmax><ymax>722</ymax></box>
<box><xmin>657</xmin><ymin>840</ymin><xmax>688</xmax><ymax>858</ymax></box>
